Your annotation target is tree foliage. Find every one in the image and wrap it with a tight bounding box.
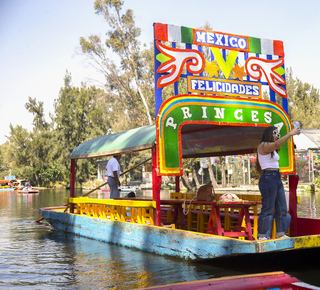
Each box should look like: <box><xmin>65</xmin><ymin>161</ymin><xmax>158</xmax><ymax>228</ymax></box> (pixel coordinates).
<box><xmin>0</xmin><ymin>2</ymin><xmax>319</xmax><ymax>190</ymax></box>
<box><xmin>286</xmin><ymin>68</ymin><xmax>320</xmax><ymax>128</ymax></box>
<box><xmin>79</xmin><ymin>0</ymin><xmax>154</xmax><ymax>133</ymax></box>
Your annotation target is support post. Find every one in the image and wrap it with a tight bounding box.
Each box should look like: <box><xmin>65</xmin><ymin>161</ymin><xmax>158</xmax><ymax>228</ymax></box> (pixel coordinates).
<box><xmin>289</xmin><ymin>174</ymin><xmax>299</xmax><ymax>237</ymax></box>
<box><xmin>152</xmin><ymin>147</ymin><xmax>162</xmax><ymax>226</ymax></box>
<box><xmin>248</xmin><ymin>158</ymin><xmax>251</xmax><ymax>185</ymax></box>
<box><xmin>70</xmin><ymin>159</ymin><xmax>76</xmax><ymax>213</ymax></box>
<box><xmin>175</xmin><ymin>176</ymin><xmax>180</xmax><ymax>192</ymax></box>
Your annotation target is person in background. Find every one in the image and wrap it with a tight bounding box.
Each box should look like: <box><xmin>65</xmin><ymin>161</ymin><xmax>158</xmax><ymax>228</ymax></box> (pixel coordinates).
<box><xmin>106</xmin><ymin>154</ymin><xmax>121</xmax><ymax>199</ymax></box>
<box><xmin>256</xmin><ymin>126</ymin><xmax>300</xmax><ymax>241</ymax></box>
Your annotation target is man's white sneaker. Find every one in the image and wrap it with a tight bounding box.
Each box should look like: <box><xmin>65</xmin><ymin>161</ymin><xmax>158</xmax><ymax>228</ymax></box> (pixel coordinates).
<box><xmin>258</xmin><ymin>237</ymin><xmax>268</xmax><ymax>241</ymax></box>
<box><xmin>276</xmin><ymin>235</ymin><xmax>289</xmax><ymax>239</ymax></box>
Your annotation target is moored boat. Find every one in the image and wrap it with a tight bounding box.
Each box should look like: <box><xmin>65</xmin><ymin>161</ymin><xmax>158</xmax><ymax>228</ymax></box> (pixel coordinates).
<box><xmin>17</xmin><ymin>189</ymin><xmax>39</xmax><ymax>194</ymax></box>
<box><xmin>0</xmin><ymin>180</ymin><xmax>14</xmax><ymax>191</ymax></box>
<box><xmin>101</xmin><ymin>185</ymin><xmax>136</xmax><ymax>193</ymax></box>
<box><xmin>17</xmin><ymin>180</ymin><xmax>39</xmax><ymax>194</ymax></box>
<box><xmin>12</xmin><ymin>179</ymin><xmax>28</xmax><ymax>190</ymax></box>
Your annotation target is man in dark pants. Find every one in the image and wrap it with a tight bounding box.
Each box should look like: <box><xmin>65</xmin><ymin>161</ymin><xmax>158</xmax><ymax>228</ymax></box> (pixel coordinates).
<box><xmin>106</xmin><ymin>154</ymin><xmax>121</xmax><ymax>199</ymax></box>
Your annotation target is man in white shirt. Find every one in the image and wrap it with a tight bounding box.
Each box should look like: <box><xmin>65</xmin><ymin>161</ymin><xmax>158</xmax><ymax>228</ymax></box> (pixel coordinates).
<box><xmin>106</xmin><ymin>154</ymin><xmax>121</xmax><ymax>198</ymax></box>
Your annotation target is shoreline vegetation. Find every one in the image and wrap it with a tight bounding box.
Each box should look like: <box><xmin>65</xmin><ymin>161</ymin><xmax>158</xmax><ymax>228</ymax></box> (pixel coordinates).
<box><xmin>38</xmin><ymin>182</ymin><xmax>316</xmax><ymax>193</ymax></box>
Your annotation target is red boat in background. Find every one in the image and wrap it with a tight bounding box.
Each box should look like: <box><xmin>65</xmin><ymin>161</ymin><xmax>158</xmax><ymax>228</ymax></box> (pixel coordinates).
<box><xmin>142</xmin><ymin>271</ymin><xmax>318</xmax><ymax>290</ymax></box>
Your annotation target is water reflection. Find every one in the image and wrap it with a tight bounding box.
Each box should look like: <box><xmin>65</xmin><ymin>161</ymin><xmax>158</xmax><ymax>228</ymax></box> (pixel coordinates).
<box><xmin>1</xmin><ymin>189</ymin><xmax>320</xmax><ymax>289</ymax></box>
<box><xmin>39</xmin><ymin>232</ymin><xmax>219</xmax><ymax>289</ymax></box>
<box><xmin>297</xmin><ymin>190</ymin><xmax>320</xmax><ymax>219</ymax></box>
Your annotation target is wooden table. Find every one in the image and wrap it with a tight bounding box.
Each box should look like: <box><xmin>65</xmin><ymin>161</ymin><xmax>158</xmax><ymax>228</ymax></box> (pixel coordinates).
<box><xmin>159</xmin><ymin>199</ymin><xmax>260</xmax><ymax>240</ymax></box>
<box><xmin>206</xmin><ymin>201</ymin><xmax>261</xmax><ymax>240</ymax></box>
<box><xmin>115</xmin><ymin>198</ymin><xmax>260</xmax><ymax>240</ymax></box>
<box><xmin>159</xmin><ymin>199</ymin><xmax>189</xmax><ymax>230</ymax></box>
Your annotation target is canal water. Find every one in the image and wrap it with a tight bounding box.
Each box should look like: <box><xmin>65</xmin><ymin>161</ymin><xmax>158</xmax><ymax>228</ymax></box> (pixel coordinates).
<box><xmin>1</xmin><ymin>188</ymin><xmax>320</xmax><ymax>289</ymax></box>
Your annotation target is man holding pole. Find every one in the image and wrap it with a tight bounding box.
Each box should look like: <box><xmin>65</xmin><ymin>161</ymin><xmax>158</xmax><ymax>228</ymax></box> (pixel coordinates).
<box><xmin>106</xmin><ymin>154</ymin><xmax>121</xmax><ymax>198</ymax></box>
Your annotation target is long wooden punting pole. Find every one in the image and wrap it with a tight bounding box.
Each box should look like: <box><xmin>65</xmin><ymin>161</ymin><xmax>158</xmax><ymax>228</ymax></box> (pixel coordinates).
<box><xmin>152</xmin><ymin>147</ymin><xmax>162</xmax><ymax>226</ymax></box>
<box><xmin>82</xmin><ymin>157</ymin><xmax>152</xmax><ymax>198</ymax></box>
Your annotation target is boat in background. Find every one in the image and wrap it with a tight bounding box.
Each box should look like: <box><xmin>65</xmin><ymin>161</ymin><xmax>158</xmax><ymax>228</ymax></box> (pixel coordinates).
<box><xmin>16</xmin><ymin>181</ymin><xmax>39</xmax><ymax>194</ymax></box>
<box><xmin>0</xmin><ymin>180</ymin><xmax>14</xmax><ymax>191</ymax></box>
<box><xmin>12</xmin><ymin>179</ymin><xmax>28</xmax><ymax>190</ymax></box>
<box><xmin>17</xmin><ymin>189</ymin><xmax>39</xmax><ymax>194</ymax></box>
<box><xmin>101</xmin><ymin>185</ymin><xmax>136</xmax><ymax>194</ymax></box>
<box><xmin>141</xmin><ymin>271</ymin><xmax>318</xmax><ymax>290</ymax></box>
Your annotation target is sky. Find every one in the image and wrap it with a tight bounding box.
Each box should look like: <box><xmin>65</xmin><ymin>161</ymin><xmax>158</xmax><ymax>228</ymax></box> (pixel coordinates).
<box><xmin>1</xmin><ymin>0</ymin><xmax>320</xmax><ymax>145</ymax></box>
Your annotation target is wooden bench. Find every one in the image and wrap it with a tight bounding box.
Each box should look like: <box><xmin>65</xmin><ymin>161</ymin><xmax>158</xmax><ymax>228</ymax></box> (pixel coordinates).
<box><xmin>65</xmin><ymin>197</ymin><xmax>156</xmax><ymax>226</ymax></box>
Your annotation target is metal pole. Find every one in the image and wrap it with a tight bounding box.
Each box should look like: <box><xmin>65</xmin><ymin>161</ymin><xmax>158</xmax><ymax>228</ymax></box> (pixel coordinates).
<box><xmin>248</xmin><ymin>158</ymin><xmax>251</xmax><ymax>185</ymax></box>
<box><xmin>243</xmin><ymin>160</ymin><xmax>245</xmax><ymax>185</ymax></box>
<box><xmin>308</xmin><ymin>150</ymin><xmax>311</xmax><ymax>182</ymax></box>
<box><xmin>312</xmin><ymin>151</ymin><xmax>314</xmax><ymax>182</ymax></box>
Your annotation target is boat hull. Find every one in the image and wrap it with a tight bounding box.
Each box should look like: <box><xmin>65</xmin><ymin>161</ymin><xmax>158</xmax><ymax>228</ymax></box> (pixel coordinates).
<box><xmin>142</xmin><ymin>271</ymin><xmax>318</xmax><ymax>290</ymax></box>
<box><xmin>39</xmin><ymin>207</ymin><xmax>320</xmax><ymax>260</ymax></box>
<box><xmin>17</xmin><ymin>190</ymin><xmax>39</xmax><ymax>194</ymax></box>
<box><xmin>101</xmin><ymin>186</ymin><xmax>136</xmax><ymax>193</ymax></box>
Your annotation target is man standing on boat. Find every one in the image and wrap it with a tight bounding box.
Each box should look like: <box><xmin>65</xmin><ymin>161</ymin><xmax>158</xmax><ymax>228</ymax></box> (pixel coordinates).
<box><xmin>106</xmin><ymin>154</ymin><xmax>121</xmax><ymax>198</ymax></box>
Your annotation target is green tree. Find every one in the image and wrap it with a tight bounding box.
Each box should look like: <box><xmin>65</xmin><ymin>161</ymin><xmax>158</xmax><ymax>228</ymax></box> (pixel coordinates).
<box><xmin>79</xmin><ymin>0</ymin><xmax>154</xmax><ymax>133</ymax></box>
<box><xmin>53</xmin><ymin>72</ymin><xmax>110</xmax><ymax>185</ymax></box>
<box><xmin>6</xmin><ymin>124</ymin><xmax>34</xmax><ymax>182</ymax></box>
<box><xmin>0</xmin><ymin>142</ymin><xmax>14</xmax><ymax>179</ymax></box>
<box><xmin>287</xmin><ymin>68</ymin><xmax>320</xmax><ymax>128</ymax></box>
<box><xmin>25</xmin><ymin>97</ymin><xmax>49</xmax><ymax>131</ymax></box>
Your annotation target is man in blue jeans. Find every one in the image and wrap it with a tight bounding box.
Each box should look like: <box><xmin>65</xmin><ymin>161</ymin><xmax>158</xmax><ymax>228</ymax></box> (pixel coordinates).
<box><xmin>266</xmin><ymin>213</ymin><xmax>291</xmax><ymax>239</ymax></box>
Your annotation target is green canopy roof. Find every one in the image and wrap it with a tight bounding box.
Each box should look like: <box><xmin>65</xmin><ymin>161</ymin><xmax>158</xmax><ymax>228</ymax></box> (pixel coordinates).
<box><xmin>68</xmin><ymin>125</ymin><xmax>156</xmax><ymax>159</ymax></box>
<box><xmin>69</xmin><ymin>123</ymin><xmax>265</xmax><ymax>160</ymax></box>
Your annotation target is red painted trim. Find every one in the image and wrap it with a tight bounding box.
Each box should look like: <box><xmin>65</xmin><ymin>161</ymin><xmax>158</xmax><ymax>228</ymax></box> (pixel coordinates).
<box><xmin>154</xmin><ymin>23</ymin><xmax>167</xmax><ymax>41</ymax></box>
<box><xmin>273</xmin><ymin>40</ymin><xmax>285</xmax><ymax>57</ymax></box>
<box><xmin>147</xmin><ymin>272</ymin><xmax>300</xmax><ymax>289</ymax></box>
<box><xmin>152</xmin><ymin>147</ymin><xmax>162</xmax><ymax>226</ymax></box>
<box><xmin>297</xmin><ymin>218</ymin><xmax>320</xmax><ymax>236</ymax></box>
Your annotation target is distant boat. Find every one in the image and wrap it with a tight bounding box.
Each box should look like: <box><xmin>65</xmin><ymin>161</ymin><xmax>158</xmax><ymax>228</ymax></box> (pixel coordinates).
<box><xmin>0</xmin><ymin>180</ymin><xmax>14</xmax><ymax>191</ymax></box>
<box><xmin>12</xmin><ymin>179</ymin><xmax>28</xmax><ymax>190</ymax></box>
<box><xmin>17</xmin><ymin>189</ymin><xmax>39</xmax><ymax>194</ymax></box>
<box><xmin>101</xmin><ymin>185</ymin><xmax>136</xmax><ymax>193</ymax></box>
<box><xmin>16</xmin><ymin>181</ymin><xmax>38</xmax><ymax>194</ymax></box>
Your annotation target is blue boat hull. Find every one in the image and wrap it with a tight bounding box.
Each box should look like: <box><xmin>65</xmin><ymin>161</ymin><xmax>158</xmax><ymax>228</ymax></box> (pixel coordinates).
<box><xmin>39</xmin><ymin>207</ymin><xmax>312</xmax><ymax>260</ymax></box>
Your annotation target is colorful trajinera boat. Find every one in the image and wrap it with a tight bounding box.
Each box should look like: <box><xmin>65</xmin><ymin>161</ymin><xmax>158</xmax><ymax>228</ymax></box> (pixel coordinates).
<box><xmin>39</xmin><ymin>23</ymin><xmax>320</xmax><ymax>260</ymax></box>
<box><xmin>0</xmin><ymin>180</ymin><xmax>15</xmax><ymax>191</ymax></box>
<box><xmin>12</xmin><ymin>179</ymin><xmax>28</xmax><ymax>190</ymax></box>
<box><xmin>16</xmin><ymin>180</ymin><xmax>39</xmax><ymax>194</ymax></box>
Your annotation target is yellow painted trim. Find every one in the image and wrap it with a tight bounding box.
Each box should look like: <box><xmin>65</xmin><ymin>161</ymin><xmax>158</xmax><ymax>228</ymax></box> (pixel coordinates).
<box><xmin>64</xmin><ymin>197</ymin><xmax>156</xmax><ymax>208</ymax></box>
<box><xmin>294</xmin><ymin>235</ymin><xmax>320</xmax><ymax>249</ymax></box>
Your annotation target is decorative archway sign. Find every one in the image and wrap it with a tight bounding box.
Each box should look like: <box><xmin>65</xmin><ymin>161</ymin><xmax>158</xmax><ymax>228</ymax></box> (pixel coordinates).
<box><xmin>156</xmin><ymin>95</ymin><xmax>294</xmax><ymax>175</ymax></box>
<box><xmin>153</xmin><ymin>23</ymin><xmax>295</xmax><ymax>176</ymax></box>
